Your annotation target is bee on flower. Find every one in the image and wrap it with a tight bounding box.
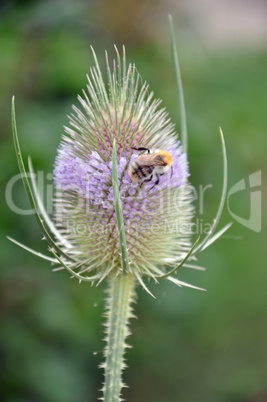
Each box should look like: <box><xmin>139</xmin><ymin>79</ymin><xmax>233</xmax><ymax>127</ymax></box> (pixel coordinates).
<box><xmin>128</xmin><ymin>147</ymin><xmax>173</xmax><ymax>190</ymax></box>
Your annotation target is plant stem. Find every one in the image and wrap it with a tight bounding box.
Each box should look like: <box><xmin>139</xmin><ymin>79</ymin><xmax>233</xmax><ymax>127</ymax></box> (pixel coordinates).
<box><xmin>101</xmin><ymin>273</ymin><xmax>136</xmax><ymax>402</ymax></box>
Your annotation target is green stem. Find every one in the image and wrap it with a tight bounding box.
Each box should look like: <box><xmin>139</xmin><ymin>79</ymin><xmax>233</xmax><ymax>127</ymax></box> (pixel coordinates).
<box><xmin>101</xmin><ymin>273</ymin><xmax>136</xmax><ymax>402</ymax></box>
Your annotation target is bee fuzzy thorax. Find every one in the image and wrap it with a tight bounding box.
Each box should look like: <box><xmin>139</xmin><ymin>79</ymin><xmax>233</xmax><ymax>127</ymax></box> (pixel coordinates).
<box><xmin>156</xmin><ymin>150</ymin><xmax>173</xmax><ymax>166</ymax></box>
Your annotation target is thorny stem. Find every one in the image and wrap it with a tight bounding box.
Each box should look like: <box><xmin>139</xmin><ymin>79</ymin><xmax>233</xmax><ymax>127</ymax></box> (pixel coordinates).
<box><xmin>101</xmin><ymin>273</ymin><xmax>136</xmax><ymax>402</ymax></box>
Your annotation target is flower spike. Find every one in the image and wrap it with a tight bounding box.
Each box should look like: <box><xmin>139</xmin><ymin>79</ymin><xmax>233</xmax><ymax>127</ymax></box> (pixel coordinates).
<box><xmin>52</xmin><ymin>47</ymin><xmax>195</xmax><ymax>289</ymax></box>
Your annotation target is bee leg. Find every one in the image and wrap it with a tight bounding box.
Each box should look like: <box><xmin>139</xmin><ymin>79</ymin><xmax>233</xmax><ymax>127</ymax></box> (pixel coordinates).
<box><xmin>131</xmin><ymin>147</ymin><xmax>150</xmax><ymax>154</ymax></box>
<box><xmin>140</xmin><ymin>175</ymin><xmax>153</xmax><ymax>188</ymax></box>
<box><xmin>149</xmin><ymin>174</ymin><xmax>160</xmax><ymax>191</ymax></box>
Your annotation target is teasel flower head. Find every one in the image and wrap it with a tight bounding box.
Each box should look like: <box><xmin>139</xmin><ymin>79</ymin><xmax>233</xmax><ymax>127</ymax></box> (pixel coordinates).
<box><xmin>10</xmin><ymin>45</ymin><xmax>229</xmax><ymax>295</ymax></box>
<box><xmin>49</xmin><ymin>46</ymin><xmax>203</xmax><ymax>293</ymax></box>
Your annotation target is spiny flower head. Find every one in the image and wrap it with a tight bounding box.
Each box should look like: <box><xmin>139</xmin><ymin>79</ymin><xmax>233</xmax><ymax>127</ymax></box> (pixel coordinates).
<box><xmin>52</xmin><ymin>47</ymin><xmax>196</xmax><ymax>291</ymax></box>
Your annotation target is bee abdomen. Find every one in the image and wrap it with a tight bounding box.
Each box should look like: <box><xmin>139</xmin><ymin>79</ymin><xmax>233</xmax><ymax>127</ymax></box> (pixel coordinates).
<box><xmin>131</xmin><ymin>161</ymin><xmax>153</xmax><ymax>180</ymax></box>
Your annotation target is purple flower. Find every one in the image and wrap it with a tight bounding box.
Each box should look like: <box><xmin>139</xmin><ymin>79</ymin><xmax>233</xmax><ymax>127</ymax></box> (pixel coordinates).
<box><xmin>52</xmin><ymin>48</ymin><xmax>195</xmax><ymax>289</ymax></box>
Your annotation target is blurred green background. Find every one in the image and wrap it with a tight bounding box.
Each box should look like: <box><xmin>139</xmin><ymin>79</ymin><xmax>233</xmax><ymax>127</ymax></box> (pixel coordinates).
<box><xmin>1</xmin><ymin>1</ymin><xmax>266</xmax><ymax>401</ymax></box>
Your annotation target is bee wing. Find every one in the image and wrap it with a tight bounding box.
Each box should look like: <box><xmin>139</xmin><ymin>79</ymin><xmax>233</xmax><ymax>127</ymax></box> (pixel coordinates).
<box><xmin>136</xmin><ymin>154</ymin><xmax>165</xmax><ymax>166</ymax></box>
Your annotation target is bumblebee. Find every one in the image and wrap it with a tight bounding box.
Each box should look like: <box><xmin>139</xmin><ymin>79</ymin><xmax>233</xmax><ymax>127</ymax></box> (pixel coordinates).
<box><xmin>128</xmin><ymin>147</ymin><xmax>173</xmax><ymax>189</ymax></box>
